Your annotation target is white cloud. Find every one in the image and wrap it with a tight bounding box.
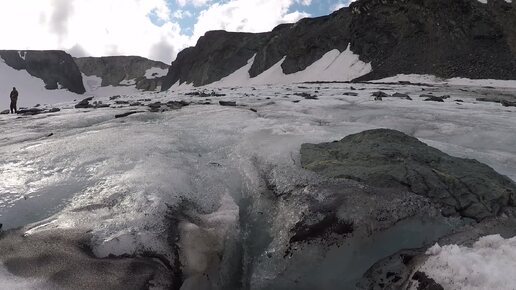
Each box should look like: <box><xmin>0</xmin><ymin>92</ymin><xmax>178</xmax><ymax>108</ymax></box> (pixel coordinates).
<box><xmin>331</xmin><ymin>0</ymin><xmax>356</xmax><ymax>12</ymax></box>
<box><xmin>191</xmin><ymin>0</ymin><xmax>310</xmax><ymax>40</ymax></box>
<box><xmin>297</xmin><ymin>0</ymin><xmax>312</xmax><ymax>5</ymax></box>
<box><xmin>176</xmin><ymin>0</ymin><xmax>211</xmax><ymax>8</ymax></box>
<box><xmin>0</xmin><ymin>0</ymin><xmax>190</xmax><ymax>63</ymax></box>
<box><xmin>0</xmin><ymin>0</ymin><xmax>312</xmax><ymax>63</ymax></box>
<box><xmin>173</xmin><ymin>9</ymin><xmax>193</xmax><ymax>19</ymax></box>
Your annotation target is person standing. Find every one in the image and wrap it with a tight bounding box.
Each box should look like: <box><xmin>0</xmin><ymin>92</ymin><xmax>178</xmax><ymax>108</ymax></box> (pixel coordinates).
<box><xmin>10</xmin><ymin>87</ymin><xmax>18</xmax><ymax>114</ymax></box>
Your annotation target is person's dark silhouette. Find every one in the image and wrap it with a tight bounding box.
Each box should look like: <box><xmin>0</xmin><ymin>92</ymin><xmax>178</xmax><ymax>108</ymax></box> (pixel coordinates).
<box><xmin>10</xmin><ymin>87</ymin><xmax>18</xmax><ymax>114</ymax></box>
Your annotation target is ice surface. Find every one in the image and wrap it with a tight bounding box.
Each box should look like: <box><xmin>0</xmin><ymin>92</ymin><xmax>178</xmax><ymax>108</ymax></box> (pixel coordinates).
<box><xmin>0</xmin><ymin>264</ymin><xmax>50</xmax><ymax>290</ymax></box>
<box><xmin>420</xmin><ymin>235</ymin><xmax>516</xmax><ymax>290</ymax></box>
<box><xmin>0</xmin><ymin>80</ymin><xmax>515</xmax><ymax>288</ymax></box>
<box><xmin>374</xmin><ymin>74</ymin><xmax>516</xmax><ymax>88</ymax></box>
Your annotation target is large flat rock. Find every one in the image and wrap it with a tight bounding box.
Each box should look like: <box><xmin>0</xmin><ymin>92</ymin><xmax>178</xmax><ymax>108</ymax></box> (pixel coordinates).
<box><xmin>301</xmin><ymin>129</ymin><xmax>516</xmax><ymax>221</ymax></box>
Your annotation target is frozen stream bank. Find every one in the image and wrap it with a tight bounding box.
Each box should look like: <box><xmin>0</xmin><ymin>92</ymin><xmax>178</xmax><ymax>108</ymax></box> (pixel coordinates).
<box><xmin>0</xmin><ymin>82</ymin><xmax>515</xmax><ymax>289</ymax></box>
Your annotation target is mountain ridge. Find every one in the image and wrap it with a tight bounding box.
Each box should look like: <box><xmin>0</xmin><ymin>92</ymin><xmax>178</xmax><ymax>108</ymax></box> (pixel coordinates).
<box><xmin>162</xmin><ymin>0</ymin><xmax>516</xmax><ymax>89</ymax></box>
<box><xmin>1</xmin><ymin>0</ymin><xmax>515</xmax><ymax>95</ymax></box>
<box><xmin>74</xmin><ymin>56</ymin><xmax>169</xmax><ymax>91</ymax></box>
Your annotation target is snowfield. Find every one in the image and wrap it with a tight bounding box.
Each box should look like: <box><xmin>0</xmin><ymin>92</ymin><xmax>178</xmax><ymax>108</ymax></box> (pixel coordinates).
<box><xmin>1</xmin><ymin>76</ymin><xmax>516</xmax><ymax>288</ymax></box>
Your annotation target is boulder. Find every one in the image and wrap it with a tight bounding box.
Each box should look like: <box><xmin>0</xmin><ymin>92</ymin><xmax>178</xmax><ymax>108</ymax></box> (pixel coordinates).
<box><xmin>424</xmin><ymin>96</ymin><xmax>446</xmax><ymax>102</ymax></box>
<box><xmin>74</xmin><ymin>56</ymin><xmax>169</xmax><ymax>90</ymax></box>
<box><xmin>392</xmin><ymin>93</ymin><xmax>412</xmax><ymax>100</ymax></box>
<box><xmin>501</xmin><ymin>100</ymin><xmax>516</xmax><ymax>107</ymax></box>
<box><xmin>75</xmin><ymin>97</ymin><xmax>94</xmax><ymax>109</ymax></box>
<box><xmin>373</xmin><ymin>91</ymin><xmax>391</xmax><ymax>99</ymax></box>
<box><xmin>17</xmin><ymin>108</ymin><xmax>44</xmax><ymax>115</ymax></box>
<box><xmin>476</xmin><ymin>97</ymin><xmax>502</xmax><ymax>103</ymax></box>
<box><xmin>219</xmin><ymin>101</ymin><xmax>237</xmax><ymax>107</ymax></box>
<box><xmin>294</xmin><ymin>92</ymin><xmax>318</xmax><ymax>100</ymax></box>
<box><xmin>166</xmin><ymin>101</ymin><xmax>190</xmax><ymax>110</ymax></box>
<box><xmin>0</xmin><ymin>110</ymin><xmax>9</xmax><ymax>114</ymax></box>
<box><xmin>115</xmin><ymin>111</ymin><xmax>145</xmax><ymax>119</ymax></box>
<box><xmin>15</xmin><ymin>107</ymin><xmax>61</xmax><ymax>116</ymax></box>
<box><xmin>300</xmin><ymin>129</ymin><xmax>516</xmax><ymax>221</ymax></box>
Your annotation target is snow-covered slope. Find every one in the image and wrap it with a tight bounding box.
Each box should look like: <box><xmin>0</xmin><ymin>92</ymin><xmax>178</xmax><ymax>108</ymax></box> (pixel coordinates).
<box><xmin>205</xmin><ymin>45</ymin><xmax>371</xmax><ymax>88</ymax></box>
<box><xmin>0</xmin><ymin>57</ymin><xmax>163</xmax><ymax>110</ymax></box>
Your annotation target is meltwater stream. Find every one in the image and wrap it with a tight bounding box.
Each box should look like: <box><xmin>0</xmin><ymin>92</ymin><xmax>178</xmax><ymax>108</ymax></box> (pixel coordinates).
<box><xmin>0</xmin><ymin>83</ymin><xmax>515</xmax><ymax>289</ymax></box>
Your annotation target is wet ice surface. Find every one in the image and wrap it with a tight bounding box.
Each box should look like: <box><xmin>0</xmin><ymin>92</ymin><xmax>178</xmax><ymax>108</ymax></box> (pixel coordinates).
<box><xmin>0</xmin><ymin>82</ymin><xmax>515</xmax><ymax>288</ymax></box>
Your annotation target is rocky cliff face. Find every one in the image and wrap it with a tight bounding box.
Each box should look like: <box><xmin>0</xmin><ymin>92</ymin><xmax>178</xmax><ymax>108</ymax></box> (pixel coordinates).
<box><xmin>350</xmin><ymin>0</ymin><xmax>516</xmax><ymax>81</ymax></box>
<box><xmin>162</xmin><ymin>31</ymin><xmax>268</xmax><ymax>88</ymax></box>
<box><xmin>0</xmin><ymin>50</ymin><xmax>86</xmax><ymax>94</ymax></box>
<box><xmin>162</xmin><ymin>0</ymin><xmax>516</xmax><ymax>89</ymax></box>
<box><xmin>75</xmin><ymin>56</ymin><xmax>169</xmax><ymax>91</ymax></box>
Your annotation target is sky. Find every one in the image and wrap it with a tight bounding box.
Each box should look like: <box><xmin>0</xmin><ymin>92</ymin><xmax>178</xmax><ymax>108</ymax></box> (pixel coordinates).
<box><xmin>0</xmin><ymin>0</ymin><xmax>355</xmax><ymax>64</ymax></box>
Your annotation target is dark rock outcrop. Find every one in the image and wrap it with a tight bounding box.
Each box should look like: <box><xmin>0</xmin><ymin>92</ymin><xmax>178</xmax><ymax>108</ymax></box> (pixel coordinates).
<box><xmin>17</xmin><ymin>107</ymin><xmax>60</xmax><ymax>116</ymax></box>
<box><xmin>162</xmin><ymin>31</ymin><xmax>268</xmax><ymax>88</ymax></box>
<box><xmin>0</xmin><ymin>50</ymin><xmax>86</xmax><ymax>94</ymax></box>
<box><xmin>392</xmin><ymin>93</ymin><xmax>412</xmax><ymax>100</ymax></box>
<box><xmin>501</xmin><ymin>100</ymin><xmax>516</xmax><ymax>107</ymax></box>
<box><xmin>75</xmin><ymin>97</ymin><xmax>94</xmax><ymax>109</ymax></box>
<box><xmin>162</xmin><ymin>0</ymin><xmax>516</xmax><ymax>89</ymax></box>
<box><xmin>351</xmin><ymin>0</ymin><xmax>516</xmax><ymax>82</ymax></box>
<box><xmin>115</xmin><ymin>111</ymin><xmax>145</xmax><ymax>118</ymax></box>
<box><xmin>219</xmin><ymin>101</ymin><xmax>237</xmax><ymax>107</ymax></box>
<box><xmin>373</xmin><ymin>91</ymin><xmax>391</xmax><ymax>99</ymax></box>
<box><xmin>300</xmin><ymin>129</ymin><xmax>516</xmax><ymax>221</ymax></box>
<box><xmin>75</xmin><ymin>56</ymin><xmax>169</xmax><ymax>90</ymax></box>
<box><xmin>424</xmin><ymin>96</ymin><xmax>446</xmax><ymax>102</ymax></box>
<box><xmin>147</xmin><ymin>100</ymin><xmax>190</xmax><ymax>112</ymax></box>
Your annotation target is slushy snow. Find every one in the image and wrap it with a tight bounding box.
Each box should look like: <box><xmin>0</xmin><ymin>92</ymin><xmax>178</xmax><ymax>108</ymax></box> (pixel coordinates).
<box><xmin>420</xmin><ymin>235</ymin><xmax>516</xmax><ymax>290</ymax></box>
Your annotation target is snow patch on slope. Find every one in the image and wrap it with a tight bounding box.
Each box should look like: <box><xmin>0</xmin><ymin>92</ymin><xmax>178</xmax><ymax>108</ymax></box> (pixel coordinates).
<box><xmin>17</xmin><ymin>51</ymin><xmax>26</xmax><ymax>61</ymax></box>
<box><xmin>478</xmin><ymin>0</ymin><xmax>512</xmax><ymax>3</ymax></box>
<box><xmin>145</xmin><ymin>67</ymin><xmax>169</xmax><ymax>79</ymax></box>
<box><xmin>82</xmin><ymin>73</ymin><xmax>102</xmax><ymax>92</ymax></box>
<box><xmin>80</xmin><ymin>73</ymin><xmax>141</xmax><ymax>97</ymax></box>
<box><xmin>208</xmin><ymin>44</ymin><xmax>371</xmax><ymax>87</ymax></box>
<box><xmin>420</xmin><ymin>234</ymin><xmax>516</xmax><ymax>290</ymax></box>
